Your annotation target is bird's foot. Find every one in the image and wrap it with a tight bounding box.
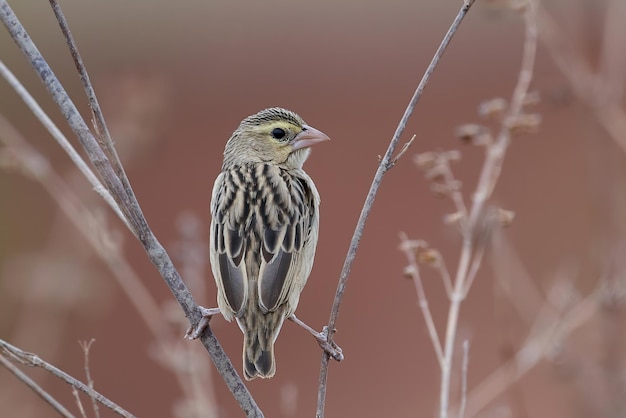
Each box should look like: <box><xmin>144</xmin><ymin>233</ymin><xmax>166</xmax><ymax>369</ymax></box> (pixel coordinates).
<box><xmin>185</xmin><ymin>306</ymin><xmax>221</xmax><ymax>340</ymax></box>
<box><xmin>289</xmin><ymin>315</ymin><xmax>344</xmax><ymax>362</ymax></box>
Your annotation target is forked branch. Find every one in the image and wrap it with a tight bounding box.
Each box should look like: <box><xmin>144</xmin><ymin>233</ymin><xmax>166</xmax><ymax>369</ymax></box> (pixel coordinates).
<box><xmin>0</xmin><ymin>2</ymin><xmax>261</xmax><ymax>416</ymax></box>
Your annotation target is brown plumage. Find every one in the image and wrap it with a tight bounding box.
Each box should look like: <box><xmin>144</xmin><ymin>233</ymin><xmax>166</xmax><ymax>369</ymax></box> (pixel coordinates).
<box><xmin>210</xmin><ymin>107</ymin><xmax>329</xmax><ymax>379</ymax></box>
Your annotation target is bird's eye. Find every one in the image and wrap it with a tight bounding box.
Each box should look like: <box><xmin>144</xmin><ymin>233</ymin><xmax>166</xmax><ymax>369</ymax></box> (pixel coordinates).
<box><xmin>271</xmin><ymin>127</ymin><xmax>286</xmax><ymax>140</ymax></box>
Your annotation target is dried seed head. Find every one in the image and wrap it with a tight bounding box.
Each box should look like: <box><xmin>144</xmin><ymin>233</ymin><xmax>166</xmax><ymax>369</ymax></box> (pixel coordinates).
<box><xmin>455</xmin><ymin>124</ymin><xmax>491</xmax><ymax>146</ymax></box>
<box><xmin>507</xmin><ymin>113</ymin><xmax>541</xmax><ymax>135</ymax></box>
<box><xmin>417</xmin><ymin>248</ymin><xmax>440</xmax><ymax>266</ymax></box>
<box><xmin>443</xmin><ymin>211</ymin><xmax>464</xmax><ymax>225</ymax></box>
<box><xmin>448</xmin><ymin>179</ymin><xmax>462</xmax><ymax>192</ymax></box>
<box><xmin>497</xmin><ymin>208</ymin><xmax>515</xmax><ymax>227</ymax></box>
<box><xmin>523</xmin><ymin>91</ymin><xmax>541</xmax><ymax>107</ymax></box>
<box><xmin>430</xmin><ymin>183</ymin><xmax>450</xmax><ymax>198</ymax></box>
<box><xmin>425</xmin><ymin>165</ymin><xmax>446</xmax><ymax>182</ymax></box>
<box><xmin>403</xmin><ymin>265</ymin><xmax>417</xmax><ymax>279</ymax></box>
<box><xmin>478</xmin><ymin>98</ymin><xmax>507</xmax><ymax>120</ymax></box>
<box><xmin>455</xmin><ymin>124</ymin><xmax>483</xmax><ymax>143</ymax></box>
<box><xmin>398</xmin><ymin>238</ymin><xmax>429</xmax><ymax>253</ymax></box>
<box><xmin>443</xmin><ymin>150</ymin><xmax>462</xmax><ymax>162</ymax></box>
<box><xmin>414</xmin><ymin>152</ymin><xmax>437</xmax><ymax>171</ymax></box>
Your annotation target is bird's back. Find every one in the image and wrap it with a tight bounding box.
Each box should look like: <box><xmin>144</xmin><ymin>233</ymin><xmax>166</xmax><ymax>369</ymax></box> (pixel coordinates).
<box><xmin>210</xmin><ymin>161</ymin><xmax>320</xmax><ymax>379</ymax></box>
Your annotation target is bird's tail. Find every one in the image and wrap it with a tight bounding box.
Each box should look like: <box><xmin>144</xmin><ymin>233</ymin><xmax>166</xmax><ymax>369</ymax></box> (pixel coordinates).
<box><xmin>241</xmin><ymin>311</ymin><xmax>286</xmax><ymax>380</ymax></box>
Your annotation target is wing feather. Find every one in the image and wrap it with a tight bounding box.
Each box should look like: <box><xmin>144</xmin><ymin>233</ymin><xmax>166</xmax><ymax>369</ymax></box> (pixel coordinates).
<box><xmin>210</xmin><ymin>172</ymin><xmax>248</xmax><ymax>316</ymax></box>
<box><xmin>211</xmin><ymin>165</ymin><xmax>319</xmax><ymax>317</ymax></box>
<box><xmin>257</xmin><ymin>167</ymin><xmax>318</xmax><ymax>313</ymax></box>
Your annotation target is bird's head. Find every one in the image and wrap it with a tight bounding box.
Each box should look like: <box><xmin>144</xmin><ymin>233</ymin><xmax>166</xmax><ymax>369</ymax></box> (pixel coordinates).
<box><xmin>223</xmin><ymin>107</ymin><xmax>330</xmax><ymax>170</ymax></box>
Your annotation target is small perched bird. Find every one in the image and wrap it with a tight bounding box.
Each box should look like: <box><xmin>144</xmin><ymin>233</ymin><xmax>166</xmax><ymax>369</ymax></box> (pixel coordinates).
<box><xmin>210</xmin><ymin>107</ymin><xmax>329</xmax><ymax>380</ymax></box>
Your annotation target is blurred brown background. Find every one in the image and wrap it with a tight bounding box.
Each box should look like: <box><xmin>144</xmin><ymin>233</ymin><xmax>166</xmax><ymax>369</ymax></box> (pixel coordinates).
<box><xmin>2</xmin><ymin>0</ymin><xmax>626</xmax><ymax>417</ymax></box>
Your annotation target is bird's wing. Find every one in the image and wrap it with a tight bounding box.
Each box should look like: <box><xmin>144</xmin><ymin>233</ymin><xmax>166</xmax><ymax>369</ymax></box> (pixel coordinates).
<box><xmin>257</xmin><ymin>167</ymin><xmax>318</xmax><ymax>313</ymax></box>
<box><xmin>211</xmin><ymin>171</ymin><xmax>248</xmax><ymax>315</ymax></box>
<box><xmin>211</xmin><ymin>165</ymin><xmax>318</xmax><ymax>316</ymax></box>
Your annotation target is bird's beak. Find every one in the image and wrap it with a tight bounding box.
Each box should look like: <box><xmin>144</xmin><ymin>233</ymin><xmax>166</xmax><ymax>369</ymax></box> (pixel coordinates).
<box><xmin>291</xmin><ymin>125</ymin><xmax>330</xmax><ymax>150</ymax></box>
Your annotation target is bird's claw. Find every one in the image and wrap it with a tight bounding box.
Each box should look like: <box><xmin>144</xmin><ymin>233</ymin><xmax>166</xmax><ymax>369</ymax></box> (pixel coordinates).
<box><xmin>315</xmin><ymin>326</ymin><xmax>344</xmax><ymax>362</ymax></box>
<box><xmin>184</xmin><ymin>306</ymin><xmax>221</xmax><ymax>340</ymax></box>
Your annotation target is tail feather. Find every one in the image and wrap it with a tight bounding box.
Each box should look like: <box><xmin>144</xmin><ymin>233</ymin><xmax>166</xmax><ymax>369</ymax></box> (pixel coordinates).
<box><xmin>243</xmin><ymin>335</ymin><xmax>275</xmax><ymax>380</ymax></box>
<box><xmin>240</xmin><ymin>310</ymin><xmax>287</xmax><ymax>380</ymax></box>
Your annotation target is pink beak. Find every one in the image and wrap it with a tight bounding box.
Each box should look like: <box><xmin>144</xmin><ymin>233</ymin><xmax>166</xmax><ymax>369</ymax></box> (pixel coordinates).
<box><xmin>291</xmin><ymin>125</ymin><xmax>330</xmax><ymax>150</ymax></box>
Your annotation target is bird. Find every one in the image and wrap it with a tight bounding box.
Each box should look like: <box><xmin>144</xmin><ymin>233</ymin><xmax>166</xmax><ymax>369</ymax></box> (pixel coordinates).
<box><xmin>209</xmin><ymin>107</ymin><xmax>329</xmax><ymax>380</ymax></box>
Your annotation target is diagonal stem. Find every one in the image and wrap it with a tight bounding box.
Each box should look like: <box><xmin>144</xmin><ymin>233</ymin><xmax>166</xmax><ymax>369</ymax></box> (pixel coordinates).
<box><xmin>0</xmin><ymin>2</ymin><xmax>262</xmax><ymax>415</ymax></box>
<box><xmin>316</xmin><ymin>2</ymin><xmax>476</xmax><ymax>417</ymax></box>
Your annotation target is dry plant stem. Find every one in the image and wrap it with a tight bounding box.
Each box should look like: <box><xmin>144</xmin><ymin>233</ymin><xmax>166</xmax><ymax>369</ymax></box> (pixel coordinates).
<box><xmin>537</xmin><ymin>5</ymin><xmax>626</xmax><ymax>153</ymax></box>
<box><xmin>0</xmin><ymin>115</ymin><xmax>221</xmax><ymax>408</ymax></box>
<box><xmin>462</xmin><ymin>288</ymin><xmax>600</xmax><ymax>417</ymax></box>
<box><xmin>173</xmin><ymin>217</ymin><xmax>220</xmax><ymax>418</ymax></box>
<box><xmin>399</xmin><ymin>234</ymin><xmax>444</xmax><ymax>366</ymax></box>
<box><xmin>0</xmin><ymin>60</ymin><xmax>126</xmax><ymax>227</ymax></box>
<box><xmin>389</xmin><ymin>134</ymin><xmax>417</xmax><ymax>167</ymax></box>
<box><xmin>437</xmin><ymin>256</ymin><xmax>454</xmax><ymax>299</ymax></box>
<box><xmin>0</xmin><ymin>113</ymin><xmax>171</xmax><ymax>360</ymax></box>
<box><xmin>0</xmin><ymin>340</ymin><xmax>134</xmax><ymax>418</ymax></box>
<box><xmin>458</xmin><ymin>340</ymin><xmax>469</xmax><ymax>418</ymax></box>
<box><xmin>441</xmin><ymin>159</ymin><xmax>468</xmax><ymax>225</ymax></box>
<box><xmin>0</xmin><ymin>3</ymin><xmax>262</xmax><ymax>416</ymax></box>
<box><xmin>315</xmin><ymin>2</ymin><xmax>476</xmax><ymax>417</ymax></box>
<box><xmin>72</xmin><ymin>387</ymin><xmax>87</xmax><ymax>418</ymax></box>
<box><xmin>79</xmin><ymin>340</ymin><xmax>100</xmax><ymax>418</ymax></box>
<box><xmin>440</xmin><ymin>3</ymin><xmax>538</xmax><ymax>417</ymax></box>
<box><xmin>48</xmin><ymin>0</ymin><xmax>132</xmax><ymax>201</ymax></box>
<box><xmin>462</xmin><ymin>233</ymin><xmax>487</xmax><ymax>297</ymax></box>
<box><xmin>0</xmin><ymin>353</ymin><xmax>76</xmax><ymax>418</ymax></box>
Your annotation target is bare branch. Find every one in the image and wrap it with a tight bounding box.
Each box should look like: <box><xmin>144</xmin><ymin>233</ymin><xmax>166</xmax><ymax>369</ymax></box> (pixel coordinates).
<box><xmin>0</xmin><ymin>2</ymin><xmax>262</xmax><ymax>415</ymax></box>
<box><xmin>48</xmin><ymin>0</ymin><xmax>134</xmax><ymax>206</ymax></box>
<box><xmin>72</xmin><ymin>387</ymin><xmax>87</xmax><ymax>418</ymax></box>
<box><xmin>462</xmin><ymin>287</ymin><xmax>600</xmax><ymax>417</ymax></box>
<box><xmin>399</xmin><ymin>234</ymin><xmax>445</xmax><ymax>367</ymax></box>
<box><xmin>388</xmin><ymin>134</ymin><xmax>417</xmax><ymax>168</ymax></box>
<box><xmin>537</xmin><ymin>4</ymin><xmax>626</xmax><ymax>154</ymax></box>
<box><xmin>458</xmin><ymin>340</ymin><xmax>470</xmax><ymax>418</ymax></box>
<box><xmin>0</xmin><ymin>113</ymin><xmax>174</xmax><ymax>343</ymax></box>
<box><xmin>0</xmin><ymin>339</ymin><xmax>134</xmax><ymax>418</ymax></box>
<box><xmin>316</xmin><ymin>2</ymin><xmax>477</xmax><ymax>416</ymax></box>
<box><xmin>79</xmin><ymin>340</ymin><xmax>100</xmax><ymax>418</ymax></box>
<box><xmin>401</xmin><ymin>2</ymin><xmax>539</xmax><ymax>417</ymax></box>
<box><xmin>0</xmin><ymin>353</ymin><xmax>76</xmax><ymax>418</ymax></box>
<box><xmin>0</xmin><ymin>60</ymin><xmax>127</xmax><ymax>228</ymax></box>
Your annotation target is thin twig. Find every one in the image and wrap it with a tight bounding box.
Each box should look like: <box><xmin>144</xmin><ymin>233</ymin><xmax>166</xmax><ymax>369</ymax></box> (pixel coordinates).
<box><xmin>172</xmin><ymin>214</ymin><xmax>220</xmax><ymax>417</ymax></box>
<box><xmin>72</xmin><ymin>387</ymin><xmax>88</xmax><ymax>418</ymax></box>
<box><xmin>537</xmin><ymin>4</ymin><xmax>626</xmax><ymax>154</ymax></box>
<box><xmin>439</xmin><ymin>3</ymin><xmax>538</xmax><ymax>417</ymax></box>
<box><xmin>0</xmin><ymin>113</ymin><xmax>173</xmax><ymax>356</ymax></box>
<box><xmin>0</xmin><ymin>339</ymin><xmax>134</xmax><ymax>418</ymax></box>
<box><xmin>440</xmin><ymin>157</ymin><xmax>468</xmax><ymax>225</ymax></box>
<box><xmin>79</xmin><ymin>340</ymin><xmax>100</xmax><ymax>418</ymax></box>
<box><xmin>399</xmin><ymin>234</ymin><xmax>445</xmax><ymax>367</ymax></box>
<box><xmin>0</xmin><ymin>60</ymin><xmax>127</xmax><ymax>228</ymax></box>
<box><xmin>389</xmin><ymin>134</ymin><xmax>417</xmax><ymax>167</ymax></box>
<box><xmin>0</xmin><ymin>3</ymin><xmax>262</xmax><ymax>415</ymax></box>
<box><xmin>462</xmin><ymin>236</ymin><xmax>487</xmax><ymax>297</ymax></box>
<box><xmin>315</xmin><ymin>2</ymin><xmax>476</xmax><ymax>416</ymax></box>
<box><xmin>458</xmin><ymin>340</ymin><xmax>469</xmax><ymax>418</ymax></box>
<box><xmin>462</xmin><ymin>287</ymin><xmax>600</xmax><ymax>417</ymax></box>
<box><xmin>434</xmin><ymin>247</ymin><xmax>455</xmax><ymax>298</ymax></box>
<box><xmin>48</xmin><ymin>0</ymin><xmax>135</xmax><ymax>206</ymax></box>
<box><xmin>0</xmin><ymin>353</ymin><xmax>76</xmax><ymax>418</ymax></box>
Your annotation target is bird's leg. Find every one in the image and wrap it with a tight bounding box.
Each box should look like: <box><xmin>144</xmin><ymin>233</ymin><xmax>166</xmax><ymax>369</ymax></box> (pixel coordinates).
<box><xmin>185</xmin><ymin>306</ymin><xmax>222</xmax><ymax>340</ymax></box>
<box><xmin>288</xmin><ymin>315</ymin><xmax>344</xmax><ymax>362</ymax></box>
